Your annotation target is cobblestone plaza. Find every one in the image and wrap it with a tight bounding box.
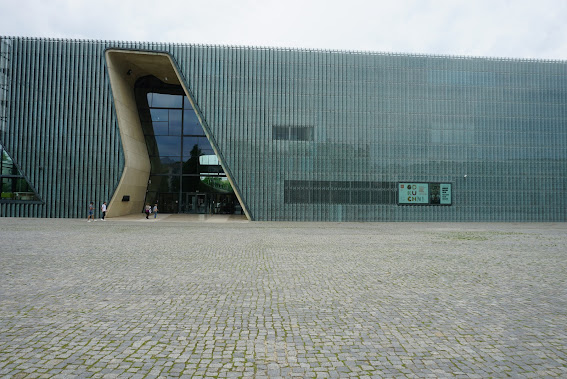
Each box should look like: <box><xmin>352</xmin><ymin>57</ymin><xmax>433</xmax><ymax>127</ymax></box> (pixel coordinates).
<box><xmin>1</xmin><ymin>217</ymin><xmax>566</xmax><ymax>377</ymax></box>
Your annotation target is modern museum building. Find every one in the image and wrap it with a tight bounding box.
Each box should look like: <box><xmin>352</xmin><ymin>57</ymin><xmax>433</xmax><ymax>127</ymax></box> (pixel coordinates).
<box><xmin>0</xmin><ymin>36</ymin><xmax>566</xmax><ymax>221</ymax></box>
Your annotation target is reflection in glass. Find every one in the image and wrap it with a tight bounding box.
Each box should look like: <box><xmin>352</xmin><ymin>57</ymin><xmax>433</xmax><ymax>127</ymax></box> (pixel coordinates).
<box><xmin>1</xmin><ymin>177</ymin><xmax>12</xmax><ymax>199</ymax></box>
<box><xmin>1</xmin><ymin>150</ymin><xmax>16</xmax><ymax>175</ymax></box>
<box><xmin>169</xmin><ymin>110</ymin><xmax>182</xmax><ymax>135</ymax></box>
<box><xmin>0</xmin><ymin>144</ymin><xmax>41</xmax><ymax>202</ymax></box>
<box><xmin>183</xmin><ymin>137</ymin><xmax>213</xmax><ymax>159</ymax></box>
<box><xmin>137</xmin><ymin>88</ymin><xmax>241</xmax><ymax>214</ymax></box>
<box><xmin>183</xmin><ymin>111</ymin><xmax>202</xmax><ymax>135</ymax></box>
<box><xmin>154</xmin><ymin>157</ymin><xmax>181</xmax><ymax>175</ymax></box>
<box><xmin>150</xmin><ymin>108</ymin><xmax>168</xmax><ymax>121</ymax></box>
<box><xmin>199</xmin><ymin>155</ymin><xmax>219</xmax><ymax>165</ymax></box>
<box><xmin>149</xmin><ymin>93</ymin><xmax>183</xmax><ymax>108</ymax></box>
<box><xmin>182</xmin><ymin>144</ymin><xmax>201</xmax><ymax>175</ymax></box>
<box><xmin>155</xmin><ymin>136</ymin><xmax>181</xmax><ymax>157</ymax></box>
<box><xmin>148</xmin><ymin>175</ymin><xmax>180</xmax><ymax>193</ymax></box>
<box><xmin>1</xmin><ymin>176</ymin><xmax>40</xmax><ymax>201</ymax></box>
<box><xmin>151</xmin><ymin>121</ymin><xmax>169</xmax><ymax>136</ymax></box>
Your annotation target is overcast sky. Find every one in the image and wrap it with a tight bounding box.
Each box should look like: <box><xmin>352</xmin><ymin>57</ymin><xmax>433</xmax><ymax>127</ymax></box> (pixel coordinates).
<box><xmin>1</xmin><ymin>0</ymin><xmax>566</xmax><ymax>60</ymax></box>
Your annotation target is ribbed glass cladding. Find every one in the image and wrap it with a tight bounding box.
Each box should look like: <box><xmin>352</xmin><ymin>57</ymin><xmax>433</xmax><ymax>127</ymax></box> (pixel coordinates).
<box><xmin>135</xmin><ymin>76</ymin><xmax>242</xmax><ymax>214</ymax></box>
<box><xmin>1</xmin><ymin>37</ymin><xmax>566</xmax><ymax>221</ymax></box>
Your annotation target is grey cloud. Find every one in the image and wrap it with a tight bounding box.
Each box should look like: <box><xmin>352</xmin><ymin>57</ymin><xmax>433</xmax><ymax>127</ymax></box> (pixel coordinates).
<box><xmin>1</xmin><ymin>0</ymin><xmax>566</xmax><ymax>60</ymax></box>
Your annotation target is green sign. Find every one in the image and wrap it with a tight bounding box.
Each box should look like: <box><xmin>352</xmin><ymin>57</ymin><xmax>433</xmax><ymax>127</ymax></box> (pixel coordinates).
<box><xmin>398</xmin><ymin>183</ymin><xmax>429</xmax><ymax>204</ymax></box>
<box><xmin>398</xmin><ymin>182</ymin><xmax>452</xmax><ymax>205</ymax></box>
<box><xmin>440</xmin><ymin>183</ymin><xmax>451</xmax><ymax>205</ymax></box>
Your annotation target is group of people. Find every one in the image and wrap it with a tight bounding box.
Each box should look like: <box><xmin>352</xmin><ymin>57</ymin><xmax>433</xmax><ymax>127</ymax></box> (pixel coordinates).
<box><xmin>86</xmin><ymin>201</ymin><xmax>159</xmax><ymax>221</ymax></box>
<box><xmin>145</xmin><ymin>203</ymin><xmax>158</xmax><ymax>219</ymax></box>
<box><xmin>87</xmin><ymin>201</ymin><xmax>107</xmax><ymax>222</ymax></box>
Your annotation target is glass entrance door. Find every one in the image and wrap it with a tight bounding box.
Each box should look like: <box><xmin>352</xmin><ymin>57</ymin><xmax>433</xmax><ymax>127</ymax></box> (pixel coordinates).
<box><xmin>181</xmin><ymin>193</ymin><xmax>209</xmax><ymax>214</ymax></box>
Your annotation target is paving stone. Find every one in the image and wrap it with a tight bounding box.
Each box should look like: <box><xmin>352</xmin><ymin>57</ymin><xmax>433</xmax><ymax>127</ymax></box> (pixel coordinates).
<box><xmin>1</xmin><ymin>218</ymin><xmax>566</xmax><ymax>377</ymax></box>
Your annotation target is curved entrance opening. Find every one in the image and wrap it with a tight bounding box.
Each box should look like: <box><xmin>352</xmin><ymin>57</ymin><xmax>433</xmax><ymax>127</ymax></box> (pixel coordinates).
<box><xmin>105</xmin><ymin>49</ymin><xmax>250</xmax><ymax>219</ymax></box>
<box><xmin>136</xmin><ymin>76</ymin><xmax>242</xmax><ymax>215</ymax></box>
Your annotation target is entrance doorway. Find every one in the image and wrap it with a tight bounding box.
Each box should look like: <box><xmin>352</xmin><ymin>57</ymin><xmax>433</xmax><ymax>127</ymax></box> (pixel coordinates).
<box><xmin>156</xmin><ymin>192</ymin><xmax>241</xmax><ymax>214</ymax></box>
<box><xmin>181</xmin><ymin>193</ymin><xmax>206</xmax><ymax>214</ymax></box>
<box><xmin>136</xmin><ymin>76</ymin><xmax>243</xmax><ymax>216</ymax></box>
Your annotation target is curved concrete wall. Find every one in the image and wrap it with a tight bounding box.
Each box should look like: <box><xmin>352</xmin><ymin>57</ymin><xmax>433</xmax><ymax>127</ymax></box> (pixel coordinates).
<box><xmin>105</xmin><ymin>51</ymin><xmax>156</xmax><ymax>217</ymax></box>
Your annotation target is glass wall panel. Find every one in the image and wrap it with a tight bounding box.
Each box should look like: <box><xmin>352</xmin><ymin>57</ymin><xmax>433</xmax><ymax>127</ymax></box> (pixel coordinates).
<box><xmin>169</xmin><ymin>110</ymin><xmax>182</xmax><ymax>135</ymax></box>
<box><xmin>183</xmin><ymin>137</ymin><xmax>213</xmax><ymax>159</ymax></box>
<box><xmin>154</xmin><ymin>136</ymin><xmax>181</xmax><ymax>157</ymax></box>
<box><xmin>156</xmin><ymin>158</ymin><xmax>181</xmax><ymax>175</ymax></box>
<box><xmin>0</xmin><ymin>143</ymin><xmax>41</xmax><ymax>202</ymax></box>
<box><xmin>151</xmin><ymin>121</ymin><xmax>169</xmax><ymax>135</ymax></box>
<box><xmin>148</xmin><ymin>175</ymin><xmax>180</xmax><ymax>193</ymax></box>
<box><xmin>136</xmin><ymin>82</ymin><xmax>241</xmax><ymax>214</ymax></box>
<box><xmin>150</xmin><ymin>108</ymin><xmax>168</xmax><ymax>121</ymax></box>
<box><xmin>1</xmin><ymin>154</ymin><xmax>16</xmax><ymax>175</ymax></box>
<box><xmin>150</xmin><ymin>93</ymin><xmax>183</xmax><ymax>108</ymax></box>
<box><xmin>1</xmin><ymin>177</ymin><xmax>13</xmax><ymax>199</ymax></box>
<box><xmin>183</xmin><ymin>111</ymin><xmax>202</xmax><ymax>135</ymax></box>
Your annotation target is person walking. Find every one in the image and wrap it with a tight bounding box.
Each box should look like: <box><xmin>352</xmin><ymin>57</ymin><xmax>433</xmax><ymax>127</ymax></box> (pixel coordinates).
<box><xmin>87</xmin><ymin>202</ymin><xmax>95</xmax><ymax>222</ymax></box>
<box><xmin>145</xmin><ymin>203</ymin><xmax>151</xmax><ymax>219</ymax></box>
<box><xmin>101</xmin><ymin>201</ymin><xmax>107</xmax><ymax>221</ymax></box>
<box><xmin>152</xmin><ymin>203</ymin><xmax>158</xmax><ymax>219</ymax></box>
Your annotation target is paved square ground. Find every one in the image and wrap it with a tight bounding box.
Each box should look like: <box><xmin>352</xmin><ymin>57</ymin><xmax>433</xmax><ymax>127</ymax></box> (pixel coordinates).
<box><xmin>1</xmin><ymin>217</ymin><xmax>566</xmax><ymax>378</ymax></box>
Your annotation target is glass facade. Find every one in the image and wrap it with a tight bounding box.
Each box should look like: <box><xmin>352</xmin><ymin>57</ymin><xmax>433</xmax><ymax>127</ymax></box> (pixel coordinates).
<box><xmin>0</xmin><ymin>39</ymin><xmax>8</xmax><ymax>141</ymax></box>
<box><xmin>0</xmin><ymin>36</ymin><xmax>566</xmax><ymax>221</ymax></box>
<box><xmin>136</xmin><ymin>77</ymin><xmax>241</xmax><ymax>214</ymax></box>
<box><xmin>0</xmin><ymin>143</ymin><xmax>41</xmax><ymax>202</ymax></box>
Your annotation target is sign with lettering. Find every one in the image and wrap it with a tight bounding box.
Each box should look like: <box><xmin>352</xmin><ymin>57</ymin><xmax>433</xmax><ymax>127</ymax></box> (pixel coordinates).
<box><xmin>398</xmin><ymin>182</ymin><xmax>452</xmax><ymax>205</ymax></box>
<box><xmin>440</xmin><ymin>183</ymin><xmax>451</xmax><ymax>205</ymax></box>
<box><xmin>398</xmin><ymin>183</ymin><xmax>429</xmax><ymax>204</ymax></box>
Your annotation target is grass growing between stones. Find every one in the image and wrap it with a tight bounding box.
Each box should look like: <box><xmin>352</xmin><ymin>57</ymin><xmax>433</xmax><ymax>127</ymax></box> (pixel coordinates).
<box><xmin>438</xmin><ymin>231</ymin><xmax>525</xmax><ymax>241</ymax></box>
